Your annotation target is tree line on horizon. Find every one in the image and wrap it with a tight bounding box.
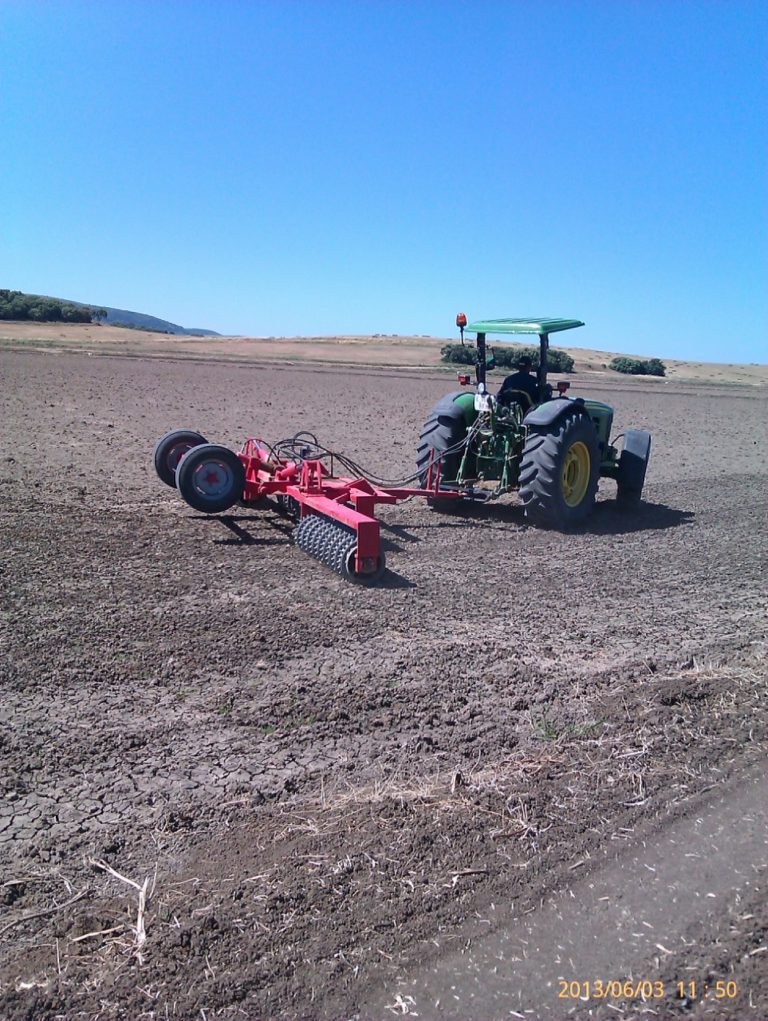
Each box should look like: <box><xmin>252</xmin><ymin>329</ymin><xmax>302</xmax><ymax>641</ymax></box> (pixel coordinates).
<box><xmin>441</xmin><ymin>343</ymin><xmax>576</xmax><ymax>373</ymax></box>
<box><xmin>0</xmin><ymin>289</ymin><xmax>106</xmax><ymax>323</ymax></box>
<box><xmin>441</xmin><ymin>342</ymin><xmax>666</xmax><ymax>377</ymax></box>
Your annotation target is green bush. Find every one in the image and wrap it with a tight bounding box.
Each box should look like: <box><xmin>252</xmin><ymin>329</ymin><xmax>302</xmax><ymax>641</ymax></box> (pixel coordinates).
<box><xmin>644</xmin><ymin>357</ymin><xmax>667</xmax><ymax>376</ymax></box>
<box><xmin>440</xmin><ymin>343</ymin><xmax>475</xmax><ymax>365</ymax></box>
<box><xmin>441</xmin><ymin>342</ymin><xmax>574</xmax><ymax>373</ymax></box>
<box><xmin>609</xmin><ymin>355</ymin><xmax>666</xmax><ymax>377</ymax></box>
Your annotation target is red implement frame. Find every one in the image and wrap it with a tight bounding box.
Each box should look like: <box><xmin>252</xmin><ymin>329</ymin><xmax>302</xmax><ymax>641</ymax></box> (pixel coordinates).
<box><xmin>238</xmin><ymin>438</ymin><xmax>459</xmax><ymax>576</ymax></box>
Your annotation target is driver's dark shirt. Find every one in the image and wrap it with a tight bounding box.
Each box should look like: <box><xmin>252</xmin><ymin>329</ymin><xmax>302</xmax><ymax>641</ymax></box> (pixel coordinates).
<box><xmin>498</xmin><ymin>370</ymin><xmax>538</xmax><ymax>404</ymax></box>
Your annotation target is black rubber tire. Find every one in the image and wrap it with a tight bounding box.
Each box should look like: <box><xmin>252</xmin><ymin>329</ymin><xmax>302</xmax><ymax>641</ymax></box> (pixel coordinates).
<box><xmin>616</xmin><ymin>429</ymin><xmax>651</xmax><ymax>509</ymax></box>
<box><xmin>416</xmin><ymin>391</ymin><xmax>470</xmax><ymax>487</ymax></box>
<box><xmin>154</xmin><ymin>429</ymin><xmax>207</xmax><ymax>488</ymax></box>
<box><xmin>175</xmin><ymin>443</ymin><xmax>245</xmax><ymax>513</ymax></box>
<box><xmin>519</xmin><ymin>409</ymin><xmax>600</xmax><ymax>529</ymax></box>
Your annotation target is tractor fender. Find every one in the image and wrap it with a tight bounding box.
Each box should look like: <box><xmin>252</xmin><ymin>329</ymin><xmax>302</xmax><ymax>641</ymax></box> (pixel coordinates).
<box><xmin>416</xmin><ymin>390</ymin><xmax>476</xmax><ymax>487</ymax></box>
<box><xmin>434</xmin><ymin>390</ymin><xmax>477</xmax><ymax>427</ymax></box>
<box><xmin>523</xmin><ymin>398</ymin><xmax>588</xmax><ymax>429</ymax></box>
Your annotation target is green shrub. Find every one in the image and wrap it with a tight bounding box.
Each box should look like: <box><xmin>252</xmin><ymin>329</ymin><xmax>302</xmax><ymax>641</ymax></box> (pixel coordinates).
<box><xmin>609</xmin><ymin>356</ymin><xmax>666</xmax><ymax>377</ymax></box>
<box><xmin>440</xmin><ymin>343</ymin><xmax>475</xmax><ymax>365</ymax></box>
<box><xmin>644</xmin><ymin>357</ymin><xmax>667</xmax><ymax>377</ymax></box>
<box><xmin>441</xmin><ymin>342</ymin><xmax>574</xmax><ymax>373</ymax></box>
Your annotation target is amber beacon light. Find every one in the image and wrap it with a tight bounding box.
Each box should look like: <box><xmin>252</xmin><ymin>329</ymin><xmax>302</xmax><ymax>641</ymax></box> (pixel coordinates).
<box><xmin>456</xmin><ymin>311</ymin><xmax>467</xmax><ymax>344</ymax></box>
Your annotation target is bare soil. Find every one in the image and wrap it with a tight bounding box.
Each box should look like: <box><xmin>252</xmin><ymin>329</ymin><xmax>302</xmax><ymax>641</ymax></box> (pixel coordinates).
<box><xmin>363</xmin><ymin>763</ymin><xmax>767</xmax><ymax>1019</ymax></box>
<box><xmin>0</xmin><ymin>347</ymin><xmax>766</xmax><ymax>1020</ymax></box>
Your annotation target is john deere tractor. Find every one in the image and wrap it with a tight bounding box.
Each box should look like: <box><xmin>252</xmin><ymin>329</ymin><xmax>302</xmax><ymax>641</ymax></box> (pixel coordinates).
<box><xmin>416</xmin><ymin>316</ymin><xmax>651</xmax><ymax>528</ymax></box>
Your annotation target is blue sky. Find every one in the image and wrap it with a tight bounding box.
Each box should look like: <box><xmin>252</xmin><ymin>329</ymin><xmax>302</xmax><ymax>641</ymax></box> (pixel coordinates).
<box><xmin>2</xmin><ymin>0</ymin><xmax>766</xmax><ymax>361</ymax></box>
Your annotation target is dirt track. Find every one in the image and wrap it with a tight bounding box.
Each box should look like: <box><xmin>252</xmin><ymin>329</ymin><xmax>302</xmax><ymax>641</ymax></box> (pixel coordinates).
<box><xmin>1</xmin><ymin>349</ymin><xmax>766</xmax><ymax>1020</ymax></box>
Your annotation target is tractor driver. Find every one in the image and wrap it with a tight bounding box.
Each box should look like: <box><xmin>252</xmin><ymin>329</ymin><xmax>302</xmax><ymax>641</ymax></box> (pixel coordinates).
<box><xmin>497</xmin><ymin>355</ymin><xmax>539</xmax><ymax>410</ymax></box>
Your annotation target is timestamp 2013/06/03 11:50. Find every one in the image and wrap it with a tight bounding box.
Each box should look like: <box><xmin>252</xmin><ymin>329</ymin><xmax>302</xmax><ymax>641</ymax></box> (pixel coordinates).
<box><xmin>557</xmin><ymin>979</ymin><xmax>739</xmax><ymax>1001</ymax></box>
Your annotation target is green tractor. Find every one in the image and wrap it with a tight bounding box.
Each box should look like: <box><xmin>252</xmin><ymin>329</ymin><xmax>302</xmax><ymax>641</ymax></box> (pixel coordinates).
<box><xmin>416</xmin><ymin>316</ymin><xmax>651</xmax><ymax>528</ymax></box>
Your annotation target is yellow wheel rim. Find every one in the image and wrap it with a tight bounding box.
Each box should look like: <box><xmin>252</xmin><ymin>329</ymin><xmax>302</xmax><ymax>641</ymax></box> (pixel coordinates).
<box><xmin>561</xmin><ymin>441</ymin><xmax>591</xmax><ymax>507</ymax></box>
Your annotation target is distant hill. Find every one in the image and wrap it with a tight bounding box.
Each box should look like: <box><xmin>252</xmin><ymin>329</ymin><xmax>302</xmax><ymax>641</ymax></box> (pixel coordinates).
<box><xmin>0</xmin><ymin>289</ymin><xmax>219</xmax><ymax>336</ymax></box>
<box><xmin>70</xmin><ymin>300</ymin><xmax>220</xmax><ymax>336</ymax></box>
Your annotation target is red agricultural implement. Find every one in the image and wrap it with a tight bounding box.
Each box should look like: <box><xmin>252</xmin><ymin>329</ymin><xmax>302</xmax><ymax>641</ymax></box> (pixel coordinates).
<box><xmin>154</xmin><ymin>429</ymin><xmax>461</xmax><ymax>583</ymax></box>
<box><xmin>155</xmin><ymin>315</ymin><xmax>650</xmax><ymax>583</ymax></box>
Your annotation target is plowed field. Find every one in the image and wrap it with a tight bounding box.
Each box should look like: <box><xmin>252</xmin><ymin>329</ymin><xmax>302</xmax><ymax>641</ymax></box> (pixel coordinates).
<box><xmin>1</xmin><ymin>349</ymin><xmax>766</xmax><ymax>1020</ymax></box>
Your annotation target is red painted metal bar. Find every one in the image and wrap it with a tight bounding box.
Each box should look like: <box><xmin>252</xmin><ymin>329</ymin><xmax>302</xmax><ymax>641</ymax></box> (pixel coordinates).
<box><xmin>291</xmin><ymin>492</ymin><xmax>380</xmax><ymax>569</ymax></box>
<box><xmin>235</xmin><ymin>443</ymin><xmax>464</xmax><ymax>575</ymax></box>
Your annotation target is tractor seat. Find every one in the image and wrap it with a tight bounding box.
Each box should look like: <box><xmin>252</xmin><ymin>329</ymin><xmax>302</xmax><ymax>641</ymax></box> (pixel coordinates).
<box><xmin>497</xmin><ymin>387</ymin><xmax>535</xmax><ymax>413</ymax></box>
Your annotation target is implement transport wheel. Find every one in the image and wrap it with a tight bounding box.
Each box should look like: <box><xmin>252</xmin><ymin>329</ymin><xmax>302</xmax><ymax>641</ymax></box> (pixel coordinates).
<box><xmin>154</xmin><ymin>429</ymin><xmax>207</xmax><ymax>488</ymax></box>
<box><xmin>416</xmin><ymin>392</ymin><xmax>470</xmax><ymax>502</ymax></box>
<box><xmin>519</xmin><ymin>409</ymin><xmax>599</xmax><ymax>529</ymax></box>
<box><xmin>616</xmin><ymin>429</ymin><xmax>652</xmax><ymax>510</ymax></box>
<box><xmin>175</xmin><ymin>443</ymin><xmax>245</xmax><ymax>513</ymax></box>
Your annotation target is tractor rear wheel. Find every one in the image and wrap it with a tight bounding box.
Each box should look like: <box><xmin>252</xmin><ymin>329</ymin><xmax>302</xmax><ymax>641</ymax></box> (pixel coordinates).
<box><xmin>416</xmin><ymin>391</ymin><xmax>470</xmax><ymax>489</ymax></box>
<box><xmin>175</xmin><ymin>444</ymin><xmax>245</xmax><ymax>513</ymax></box>
<box><xmin>154</xmin><ymin>429</ymin><xmax>207</xmax><ymax>488</ymax></box>
<box><xmin>616</xmin><ymin>429</ymin><xmax>651</xmax><ymax>509</ymax></box>
<box><xmin>519</xmin><ymin>409</ymin><xmax>599</xmax><ymax>529</ymax></box>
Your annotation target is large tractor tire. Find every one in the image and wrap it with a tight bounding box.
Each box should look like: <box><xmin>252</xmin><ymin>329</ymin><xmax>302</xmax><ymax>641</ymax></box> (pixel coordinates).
<box><xmin>175</xmin><ymin>443</ymin><xmax>245</xmax><ymax>513</ymax></box>
<box><xmin>519</xmin><ymin>409</ymin><xmax>599</xmax><ymax>529</ymax></box>
<box><xmin>154</xmin><ymin>429</ymin><xmax>207</xmax><ymax>488</ymax></box>
<box><xmin>416</xmin><ymin>391</ymin><xmax>471</xmax><ymax>487</ymax></box>
<box><xmin>616</xmin><ymin>429</ymin><xmax>651</xmax><ymax>509</ymax></box>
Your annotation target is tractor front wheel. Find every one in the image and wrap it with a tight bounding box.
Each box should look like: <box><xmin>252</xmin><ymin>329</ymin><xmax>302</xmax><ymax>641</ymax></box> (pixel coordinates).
<box><xmin>154</xmin><ymin>429</ymin><xmax>207</xmax><ymax>488</ymax></box>
<box><xmin>175</xmin><ymin>444</ymin><xmax>245</xmax><ymax>513</ymax></box>
<box><xmin>519</xmin><ymin>410</ymin><xmax>599</xmax><ymax>529</ymax></box>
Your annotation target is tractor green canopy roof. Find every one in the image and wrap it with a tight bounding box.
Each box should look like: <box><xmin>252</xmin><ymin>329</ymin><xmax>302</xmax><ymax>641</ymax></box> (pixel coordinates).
<box><xmin>466</xmin><ymin>318</ymin><xmax>584</xmax><ymax>335</ymax></box>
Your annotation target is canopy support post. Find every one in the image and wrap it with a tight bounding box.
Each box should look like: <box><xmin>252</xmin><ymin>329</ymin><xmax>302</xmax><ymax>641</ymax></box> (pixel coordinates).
<box><xmin>538</xmin><ymin>332</ymin><xmax>549</xmax><ymax>400</ymax></box>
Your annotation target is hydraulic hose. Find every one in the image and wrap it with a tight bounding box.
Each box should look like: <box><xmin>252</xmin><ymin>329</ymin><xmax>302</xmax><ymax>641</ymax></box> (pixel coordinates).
<box><xmin>270</xmin><ymin>427</ymin><xmax>475</xmax><ymax>489</ymax></box>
